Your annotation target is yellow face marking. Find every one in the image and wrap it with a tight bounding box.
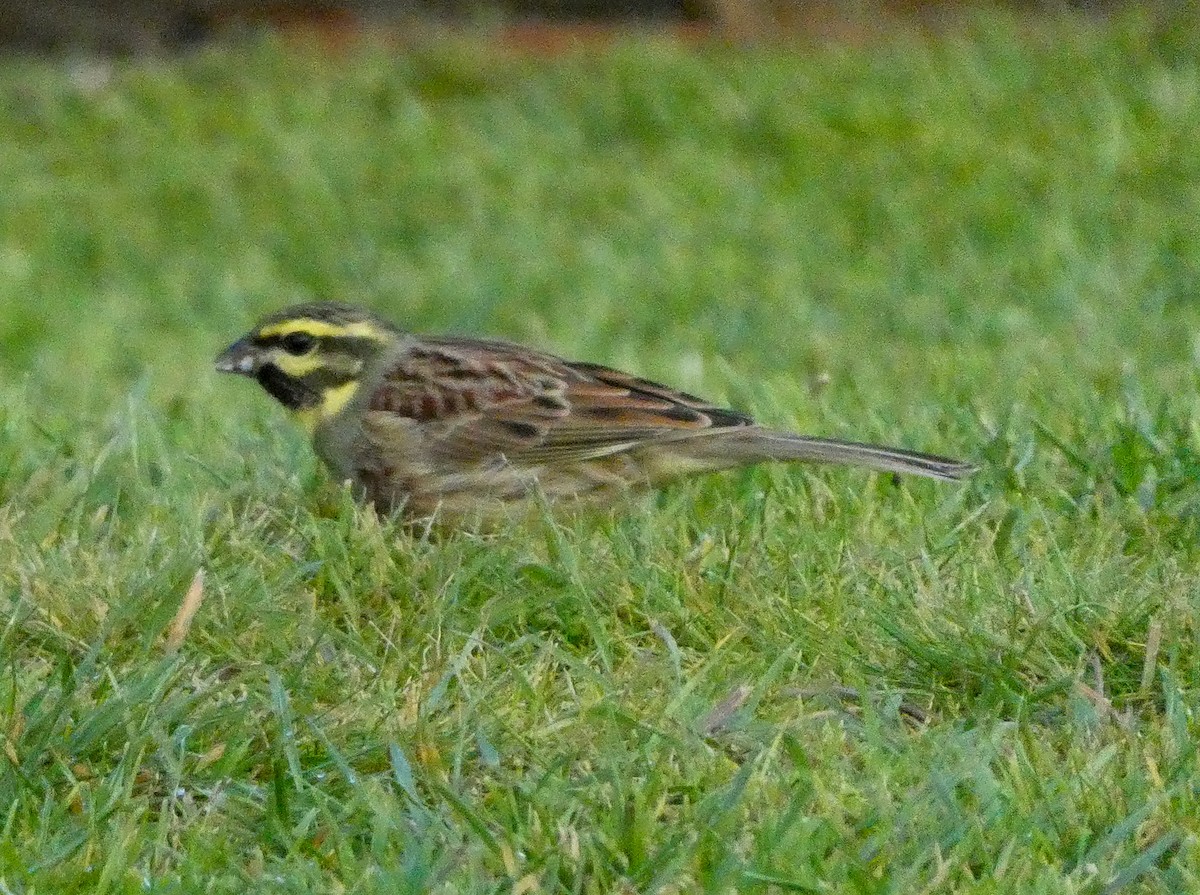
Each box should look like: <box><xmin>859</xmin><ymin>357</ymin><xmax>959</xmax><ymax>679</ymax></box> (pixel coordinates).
<box><xmin>321</xmin><ymin>380</ymin><xmax>361</xmax><ymax>417</ymax></box>
<box><xmin>292</xmin><ymin>381</ymin><xmax>360</xmax><ymax>432</ymax></box>
<box><xmin>270</xmin><ymin>352</ymin><xmax>328</xmax><ymax>378</ymax></box>
<box><xmin>257</xmin><ymin>319</ymin><xmax>391</xmax><ymax>342</ymax></box>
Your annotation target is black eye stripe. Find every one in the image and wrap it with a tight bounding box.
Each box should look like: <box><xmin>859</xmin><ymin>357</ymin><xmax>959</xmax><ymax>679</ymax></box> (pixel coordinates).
<box><xmin>252</xmin><ymin>331</ymin><xmax>320</xmax><ymax>350</ymax></box>
<box><xmin>280</xmin><ymin>332</ymin><xmax>316</xmax><ymax>355</ymax></box>
<box><xmin>252</xmin><ymin>332</ymin><xmax>379</xmax><ymax>357</ymax></box>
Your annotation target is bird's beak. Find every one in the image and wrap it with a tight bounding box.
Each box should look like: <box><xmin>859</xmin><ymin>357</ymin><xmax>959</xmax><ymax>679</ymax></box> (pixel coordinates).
<box><xmin>214</xmin><ymin>337</ymin><xmax>260</xmax><ymax>376</ymax></box>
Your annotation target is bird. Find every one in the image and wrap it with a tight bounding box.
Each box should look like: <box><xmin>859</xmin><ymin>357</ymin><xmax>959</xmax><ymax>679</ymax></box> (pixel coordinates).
<box><xmin>215</xmin><ymin>302</ymin><xmax>974</xmax><ymax>521</ymax></box>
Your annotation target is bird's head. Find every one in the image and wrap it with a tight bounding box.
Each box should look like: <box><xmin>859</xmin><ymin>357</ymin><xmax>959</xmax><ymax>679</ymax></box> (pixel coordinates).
<box><xmin>215</xmin><ymin>302</ymin><xmax>400</xmax><ymax>427</ymax></box>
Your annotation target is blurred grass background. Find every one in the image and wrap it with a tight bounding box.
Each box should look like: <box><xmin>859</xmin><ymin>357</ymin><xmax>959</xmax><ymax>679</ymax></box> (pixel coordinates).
<box><xmin>3</xmin><ymin>7</ymin><xmax>1200</xmax><ymax>893</ymax></box>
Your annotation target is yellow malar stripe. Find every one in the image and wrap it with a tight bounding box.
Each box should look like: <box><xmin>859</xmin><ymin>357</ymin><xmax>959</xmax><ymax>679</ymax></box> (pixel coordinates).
<box><xmin>322</xmin><ymin>380</ymin><xmax>360</xmax><ymax>417</ymax></box>
<box><xmin>293</xmin><ymin>407</ymin><xmax>320</xmax><ymax>432</ymax></box>
<box><xmin>292</xmin><ymin>381</ymin><xmax>360</xmax><ymax>432</ymax></box>
<box><xmin>258</xmin><ymin>319</ymin><xmax>391</xmax><ymax>341</ymax></box>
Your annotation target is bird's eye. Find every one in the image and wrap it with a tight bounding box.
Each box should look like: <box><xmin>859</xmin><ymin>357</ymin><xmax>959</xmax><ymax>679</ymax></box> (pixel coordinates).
<box><xmin>281</xmin><ymin>332</ymin><xmax>317</xmax><ymax>355</ymax></box>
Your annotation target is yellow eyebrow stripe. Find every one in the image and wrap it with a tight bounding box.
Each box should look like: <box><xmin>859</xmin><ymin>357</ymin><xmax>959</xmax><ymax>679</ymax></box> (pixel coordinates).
<box><xmin>257</xmin><ymin>320</ymin><xmax>390</xmax><ymax>341</ymax></box>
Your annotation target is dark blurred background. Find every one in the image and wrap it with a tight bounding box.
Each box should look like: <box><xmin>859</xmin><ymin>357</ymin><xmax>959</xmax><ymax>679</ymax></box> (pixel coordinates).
<box><xmin>0</xmin><ymin>0</ymin><xmax>1149</xmax><ymax>56</ymax></box>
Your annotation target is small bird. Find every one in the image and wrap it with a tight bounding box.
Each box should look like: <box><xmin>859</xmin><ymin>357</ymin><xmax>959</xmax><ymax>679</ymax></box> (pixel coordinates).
<box><xmin>216</xmin><ymin>302</ymin><xmax>974</xmax><ymax>521</ymax></box>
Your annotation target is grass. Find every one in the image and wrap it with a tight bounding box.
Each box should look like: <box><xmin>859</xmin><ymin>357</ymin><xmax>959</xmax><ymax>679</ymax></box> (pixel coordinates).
<box><xmin>3</xmin><ymin>9</ymin><xmax>1200</xmax><ymax>892</ymax></box>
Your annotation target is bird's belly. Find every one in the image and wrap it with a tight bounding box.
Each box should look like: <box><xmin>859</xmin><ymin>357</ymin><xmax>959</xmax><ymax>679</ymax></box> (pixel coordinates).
<box><xmin>351</xmin><ymin>424</ymin><xmax>653</xmax><ymax>520</ymax></box>
<box><xmin>374</xmin><ymin>458</ymin><xmax>644</xmax><ymax>518</ymax></box>
<box><xmin>342</xmin><ymin>412</ymin><xmax>739</xmax><ymax>521</ymax></box>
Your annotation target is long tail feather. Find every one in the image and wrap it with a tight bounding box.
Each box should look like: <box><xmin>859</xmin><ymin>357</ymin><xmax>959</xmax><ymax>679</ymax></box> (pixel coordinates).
<box><xmin>683</xmin><ymin>429</ymin><xmax>976</xmax><ymax>482</ymax></box>
<box><xmin>753</xmin><ymin>432</ymin><xmax>975</xmax><ymax>482</ymax></box>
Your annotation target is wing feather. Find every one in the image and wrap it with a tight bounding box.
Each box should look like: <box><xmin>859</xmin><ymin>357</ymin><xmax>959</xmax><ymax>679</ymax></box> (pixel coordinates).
<box><xmin>365</xmin><ymin>337</ymin><xmax>752</xmax><ymax>465</ymax></box>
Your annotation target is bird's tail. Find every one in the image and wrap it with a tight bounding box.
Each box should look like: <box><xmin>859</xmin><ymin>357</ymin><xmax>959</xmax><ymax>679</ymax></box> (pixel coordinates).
<box><xmin>677</xmin><ymin>428</ymin><xmax>976</xmax><ymax>483</ymax></box>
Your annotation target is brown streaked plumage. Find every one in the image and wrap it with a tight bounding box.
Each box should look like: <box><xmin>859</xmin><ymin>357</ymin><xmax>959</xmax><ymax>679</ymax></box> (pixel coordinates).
<box><xmin>215</xmin><ymin>302</ymin><xmax>975</xmax><ymax>520</ymax></box>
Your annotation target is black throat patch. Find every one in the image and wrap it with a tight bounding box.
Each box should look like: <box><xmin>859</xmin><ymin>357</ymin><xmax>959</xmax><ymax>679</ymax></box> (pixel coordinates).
<box><xmin>256</xmin><ymin>364</ymin><xmax>319</xmax><ymax>410</ymax></box>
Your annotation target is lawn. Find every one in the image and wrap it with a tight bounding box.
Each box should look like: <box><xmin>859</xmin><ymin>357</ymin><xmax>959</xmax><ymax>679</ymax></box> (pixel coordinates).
<box><xmin>2</xmin><ymin>9</ymin><xmax>1200</xmax><ymax>893</ymax></box>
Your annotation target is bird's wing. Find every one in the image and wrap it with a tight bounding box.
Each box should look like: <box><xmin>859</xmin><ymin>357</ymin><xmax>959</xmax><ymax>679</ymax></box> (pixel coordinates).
<box><xmin>364</xmin><ymin>337</ymin><xmax>754</xmax><ymax>464</ymax></box>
